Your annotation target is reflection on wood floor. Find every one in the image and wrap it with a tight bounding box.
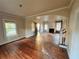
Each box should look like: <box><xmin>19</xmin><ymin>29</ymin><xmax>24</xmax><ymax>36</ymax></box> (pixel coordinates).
<box><xmin>0</xmin><ymin>33</ymin><xmax>69</xmax><ymax>59</ymax></box>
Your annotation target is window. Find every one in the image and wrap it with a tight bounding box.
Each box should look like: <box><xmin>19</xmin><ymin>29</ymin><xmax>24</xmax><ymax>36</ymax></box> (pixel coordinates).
<box><xmin>5</xmin><ymin>22</ymin><xmax>17</xmax><ymax>36</ymax></box>
<box><xmin>45</xmin><ymin>24</ymin><xmax>48</xmax><ymax>30</ymax></box>
<box><xmin>36</xmin><ymin>23</ymin><xmax>40</xmax><ymax>32</ymax></box>
<box><xmin>55</xmin><ymin>21</ymin><xmax>62</xmax><ymax>31</ymax></box>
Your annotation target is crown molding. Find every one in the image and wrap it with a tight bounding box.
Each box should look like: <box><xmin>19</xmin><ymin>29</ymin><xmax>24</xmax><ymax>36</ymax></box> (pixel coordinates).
<box><xmin>27</xmin><ymin>7</ymin><xmax>68</xmax><ymax>18</ymax></box>
<box><xmin>68</xmin><ymin>0</ymin><xmax>75</xmax><ymax>8</ymax></box>
<box><xmin>26</xmin><ymin>0</ymin><xmax>75</xmax><ymax>18</ymax></box>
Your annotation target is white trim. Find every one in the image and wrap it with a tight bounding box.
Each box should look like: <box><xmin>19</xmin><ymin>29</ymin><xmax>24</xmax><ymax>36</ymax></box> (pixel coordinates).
<box><xmin>27</xmin><ymin>7</ymin><xmax>68</xmax><ymax>18</ymax></box>
<box><xmin>25</xmin><ymin>31</ymin><xmax>34</xmax><ymax>38</ymax></box>
<box><xmin>26</xmin><ymin>0</ymin><xmax>75</xmax><ymax>17</ymax></box>
<box><xmin>0</xmin><ymin>36</ymin><xmax>25</xmax><ymax>45</ymax></box>
<box><xmin>67</xmin><ymin>48</ymin><xmax>70</xmax><ymax>59</ymax></box>
<box><xmin>68</xmin><ymin>0</ymin><xmax>75</xmax><ymax>8</ymax></box>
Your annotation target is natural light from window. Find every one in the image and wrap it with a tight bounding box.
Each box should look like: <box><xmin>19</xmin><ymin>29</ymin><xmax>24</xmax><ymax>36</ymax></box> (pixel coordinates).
<box><xmin>5</xmin><ymin>22</ymin><xmax>17</xmax><ymax>36</ymax></box>
<box><xmin>56</xmin><ymin>22</ymin><xmax>61</xmax><ymax>31</ymax></box>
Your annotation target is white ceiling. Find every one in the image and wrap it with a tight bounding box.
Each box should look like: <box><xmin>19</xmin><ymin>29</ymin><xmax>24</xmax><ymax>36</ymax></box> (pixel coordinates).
<box><xmin>0</xmin><ymin>0</ymin><xmax>71</xmax><ymax>16</ymax></box>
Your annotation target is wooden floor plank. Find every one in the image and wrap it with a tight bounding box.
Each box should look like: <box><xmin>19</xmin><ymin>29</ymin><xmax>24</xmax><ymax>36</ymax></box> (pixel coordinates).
<box><xmin>0</xmin><ymin>34</ymin><xmax>69</xmax><ymax>59</ymax></box>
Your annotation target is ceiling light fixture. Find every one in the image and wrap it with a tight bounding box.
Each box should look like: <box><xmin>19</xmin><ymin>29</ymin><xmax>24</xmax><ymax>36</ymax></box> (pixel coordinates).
<box><xmin>19</xmin><ymin>4</ymin><xmax>23</xmax><ymax>7</ymax></box>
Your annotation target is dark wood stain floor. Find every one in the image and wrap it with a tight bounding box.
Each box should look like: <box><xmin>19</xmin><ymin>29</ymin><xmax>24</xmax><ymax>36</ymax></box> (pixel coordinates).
<box><xmin>0</xmin><ymin>34</ymin><xmax>69</xmax><ymax>59</ymax></box>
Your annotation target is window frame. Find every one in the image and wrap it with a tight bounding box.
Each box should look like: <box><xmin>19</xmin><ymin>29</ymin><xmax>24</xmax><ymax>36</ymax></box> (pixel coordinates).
<box><xmin>55</xmin><ymin>20</ymin><xmax>63</xmax><ymax>33</ymax></box>
<box><xmin>3</xmin><ymin>19</ymin><xmax>17</xmax><ymax>38</ymax></box>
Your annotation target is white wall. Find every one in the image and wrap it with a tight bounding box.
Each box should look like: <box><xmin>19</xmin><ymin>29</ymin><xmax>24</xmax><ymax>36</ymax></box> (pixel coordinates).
<box><xmin>25</xmin><ymin>18</ymin><xmax>35</xmax><ymax>37</ymax></box>
<box><xmin>0</xmin><ymin>11</ymin><xmax>26</xmax><ymax>45</ymax></box>
<box><xmin>68</xmin><ymin>0</ymin><xmax>79</xmax><ymax>59</ymax></box>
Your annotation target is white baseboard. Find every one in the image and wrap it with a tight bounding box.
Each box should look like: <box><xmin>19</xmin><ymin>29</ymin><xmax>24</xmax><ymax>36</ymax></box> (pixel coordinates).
<box><xmin>0</xmin><ymin>36</ymin><xmax>25</xmax><ymax>45</ymax></box>
<box><xmin>0</xmin><ymin>31</ymin><xmax>34</xmax><ymax>45</ymax></box>
<box><xmin>67</xmin><ymin>48</ymin><xmax>70</xmax><ymax>59</ymax></box>
<box><xmin>25</xmin><ymin>31</ymin><xmax>34</xmax><ymax>38</ymax></box>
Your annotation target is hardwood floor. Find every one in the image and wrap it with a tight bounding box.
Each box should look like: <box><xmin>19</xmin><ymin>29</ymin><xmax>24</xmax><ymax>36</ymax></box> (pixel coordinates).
<box><xmin>0</xmin><ymin>33</ymin><xmax>69</xmax><ymax>59</ymax></box>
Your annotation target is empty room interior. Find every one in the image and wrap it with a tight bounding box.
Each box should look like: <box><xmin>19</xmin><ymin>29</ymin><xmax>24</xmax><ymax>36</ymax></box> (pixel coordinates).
<box><xmin>0</xmin><ymin>0</ymin><xmax>79</xmax><ymax>59</ymax></box>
